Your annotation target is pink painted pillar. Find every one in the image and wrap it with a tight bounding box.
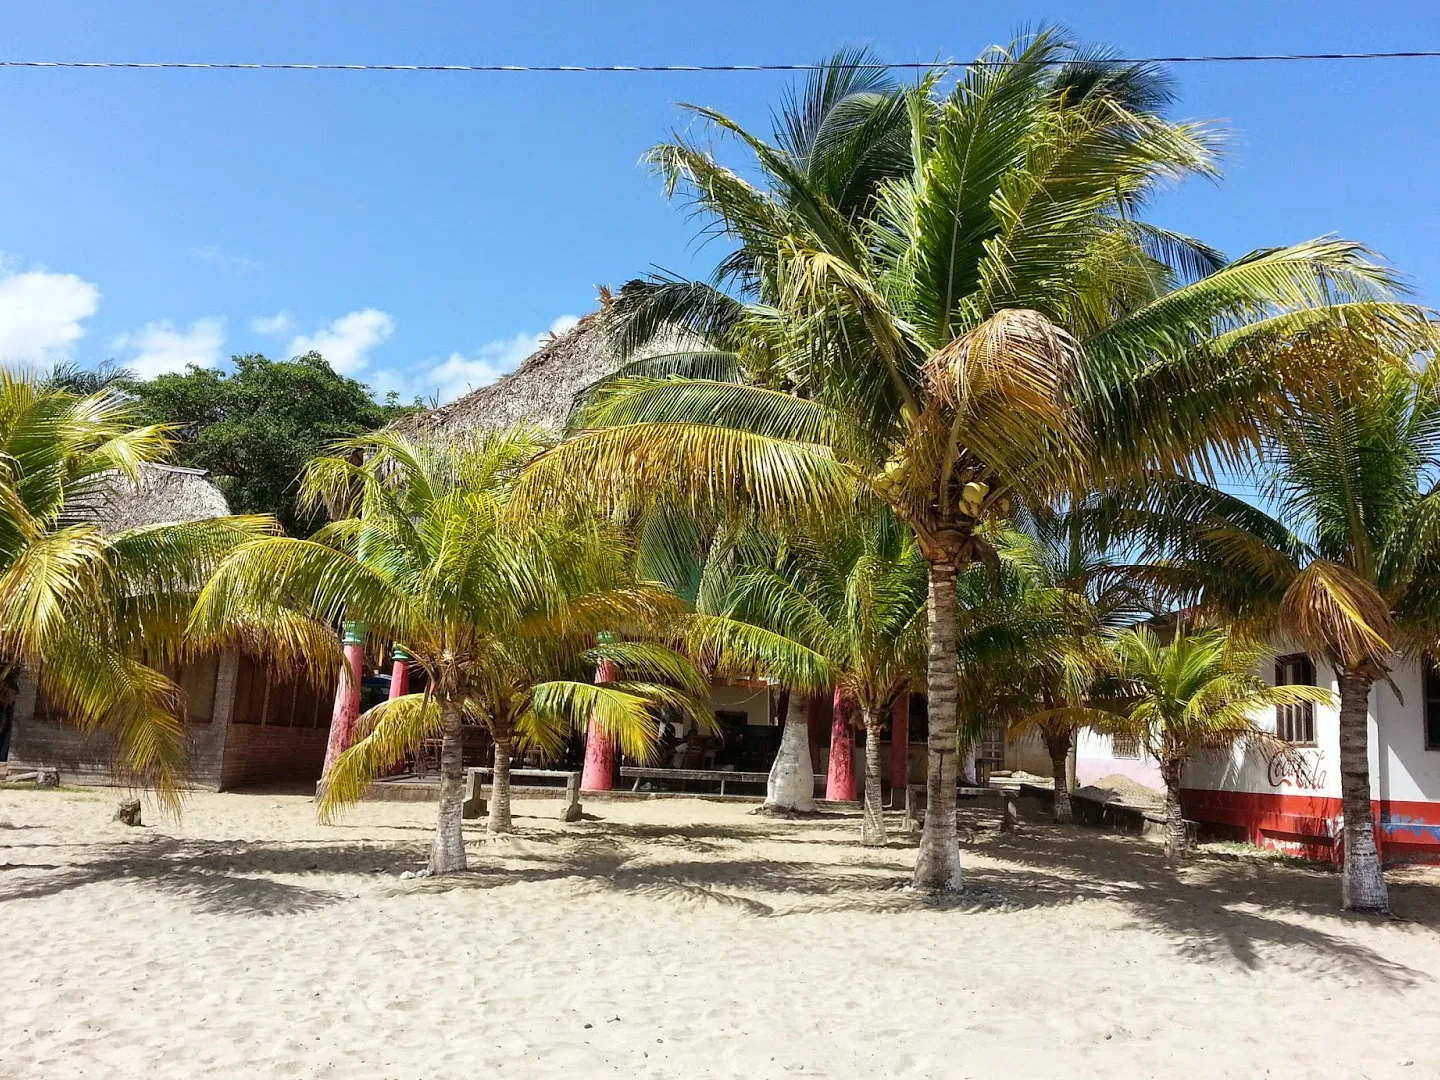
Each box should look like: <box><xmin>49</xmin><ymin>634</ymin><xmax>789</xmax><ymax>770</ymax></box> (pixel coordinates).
<box><xmin>581</xmin><ymin>638</ymin><xmax>618</xmax><ymax>792</ymax></box>
<box><xmin>388</xmin><ymin>645</ymin><xmax>411</xmax><ymax>700</ymax></box>
<box><xmin>322</xmin><ymin>621</ymin><xmax>366</xmax><ymax>780</ymax></box>
<box><xmin>826</xmin><ymin>688</ymin><xmax>856</xmax><ymax>802</ymax></box>
<box><xmin>890</xmin><ymin>693</ymin><xmax>910</xmax><ymax>795</ymax></box>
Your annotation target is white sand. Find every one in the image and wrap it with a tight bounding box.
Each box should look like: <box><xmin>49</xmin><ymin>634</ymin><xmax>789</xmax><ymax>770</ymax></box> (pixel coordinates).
<box><xmin>3</xmin><ymin>787</ymin><xmax>1438</xmax><ymax>1080</ymax></box>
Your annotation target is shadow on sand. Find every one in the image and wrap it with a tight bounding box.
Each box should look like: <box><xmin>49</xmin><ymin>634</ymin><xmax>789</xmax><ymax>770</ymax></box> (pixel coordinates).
<box><xmin>2</xmin><ymin>802</ymin><xmax>1434</xmax><ymax>990</ymax></box>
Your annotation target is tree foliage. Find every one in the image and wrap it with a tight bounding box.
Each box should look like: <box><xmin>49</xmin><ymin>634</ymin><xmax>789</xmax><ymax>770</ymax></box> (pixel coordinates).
<box><xmin>0</xmin><ymin>371</ymin><xmax>275</xmax><ymax>804</ymax></box>
<box><xmin>127</xmin><ymin>352</ymin><xmax>419</xmax><ymax>535</ymax></box>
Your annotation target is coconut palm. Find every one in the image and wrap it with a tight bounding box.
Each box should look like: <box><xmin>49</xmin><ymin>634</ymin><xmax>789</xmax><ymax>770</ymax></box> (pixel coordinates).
<box><xmin>1080</xmin><ymin>626</ymin><xmax>1334</xmax><ymax>858</ymax></box>
<box><xmin>520</xmin><ymin>30</ymin><xmax>1428</xmax><ymax>890</ymax></box>
<box><xmin>0</xmin><ymin>372</ymin><xmax>274</xmax><ymax>803</ymax></box>
<box><xmin>954</xmin><ymin>507</ymin><xmax>1147</xmax><ymax>823</ymax></box>
<box><xmin>191</xmin><ymin>430</ymin><xmax>707</xmax><ymax>872</ymax></box>
<box><xmin>689</xmin><ymin>509</ymin><xmax>926</xmax><ymax>843</ymax></box>
<box><xmin>1095</xmin><ymin>361</ymin><xmax>1440</xmax><ymax>911</ymax></box>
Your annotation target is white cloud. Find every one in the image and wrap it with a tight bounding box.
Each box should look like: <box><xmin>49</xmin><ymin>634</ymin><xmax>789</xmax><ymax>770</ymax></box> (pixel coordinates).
<box><xmin>112</xmin><ymin>317</ymin><xmax>226</xmax><ymax>379</ymax></box>
<box><xmin>374</xmin><ymin>314</ymin><xmax>580</xmax><ymax>404</ymax></box>
<box><xmin>250</xmin><ymin>310</ymin><xmax>294</xmax><ymax>336</ymax></box>
<box><xmin>0</xmin><ymin>262</ymin><xmax>101</xmax><ymax>363</ymax></box>
<box><xmin>191</xmin><ymin>245</ymin><xmax>262</xmax><ymax>273</ymax></box>
<box><xmin>288</xmin><ymin>308</ymin><xmax>394</xmax><ymax>375</ymax></box>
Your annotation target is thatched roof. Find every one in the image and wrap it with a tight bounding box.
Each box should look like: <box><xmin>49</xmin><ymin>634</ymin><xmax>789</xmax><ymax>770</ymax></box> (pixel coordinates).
<box><xmin>393</xmin><ymin>309</ymin><xmax>697</xmax><ymax>442</ymax></box>
<box><xmin>87</xmin><ymin>463</ymin><xmax>231</xmax><ymax>534</ymax></box>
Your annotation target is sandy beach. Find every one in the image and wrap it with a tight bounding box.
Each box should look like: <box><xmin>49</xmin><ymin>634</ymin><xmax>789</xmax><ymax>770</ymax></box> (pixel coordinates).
<box><xmin>2</xmin><ymin>787</ymin><xmax>1438</xmax><ymax>1080</ymax></box>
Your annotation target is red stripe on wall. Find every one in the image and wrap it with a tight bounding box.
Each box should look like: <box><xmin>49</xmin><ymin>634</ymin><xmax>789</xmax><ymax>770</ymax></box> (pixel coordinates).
<box><xmin>1179</xmin><ymin>788</ymin><xmax>1440</xmax><ymax>865</ymax></box>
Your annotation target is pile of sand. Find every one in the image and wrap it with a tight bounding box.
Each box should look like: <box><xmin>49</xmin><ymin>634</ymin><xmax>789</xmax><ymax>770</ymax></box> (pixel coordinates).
<box><xmin>1075</xmin><ymin>773</ymin><xmax>1166</xmax><ymax>807</ymax></box>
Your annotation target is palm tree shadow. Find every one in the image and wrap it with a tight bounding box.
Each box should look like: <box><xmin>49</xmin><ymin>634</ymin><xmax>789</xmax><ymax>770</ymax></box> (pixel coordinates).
<box><xmin>0</xmin><ymin>837</ymin><xmax>424</xmax><ymax>916</ymax></box>
<box><xmin>969</xmin><ymin>828</ymin><xmax>1435</xmax><ymax>989</ymax></box>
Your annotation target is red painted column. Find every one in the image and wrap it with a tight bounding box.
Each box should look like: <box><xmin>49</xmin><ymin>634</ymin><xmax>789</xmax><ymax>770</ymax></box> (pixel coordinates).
<box><xmin>388</xmin><ymin>645</ymin><xmax>411</xmax><ymax>699</ymax></box>
<box><xmin>826</xmin><ymin>688</ymin><xmax>856</xmax><ymax>801</ymax></box>
<box><xmin>890</xmin><ymin>693</ymin><xmax>910</xmax><ymax>794</ymax></box>
<box><xmin>322</xmin><ymin>621</ymin><xmax>367</xmax><ymax>780</ymax></box>
<box><xmin>581</xmin><ymin>635</ymin><xmax>618</xmax><ymax>792</ymax></box>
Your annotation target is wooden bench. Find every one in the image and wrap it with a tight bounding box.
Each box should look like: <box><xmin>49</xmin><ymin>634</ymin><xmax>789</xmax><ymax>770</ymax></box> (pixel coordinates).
<box><xmin>462</xmin><ymin>767</ymin><xmax>583</xmax><ymax>822</ymax></box>
<box><xmin>903</xmin><ymin>783</ymin><xmax>1019</xmax><ymax>833</ymax></box>
<box><xmin>618</xmin><ymin>766</ymin><xmax>833</xmax><ymax>797</ymax></box>
<box><xmin>619</xmin><ymin>766</ymin><xmax>765</xmax><ymax>796</ymax></box>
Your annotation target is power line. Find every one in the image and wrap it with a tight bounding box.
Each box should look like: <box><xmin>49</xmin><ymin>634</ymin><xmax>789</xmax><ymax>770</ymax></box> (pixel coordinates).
<box><xmin>2</xmin><ymin>51</ymin><xmax>1440</xmax><ymax>74</ymax></box>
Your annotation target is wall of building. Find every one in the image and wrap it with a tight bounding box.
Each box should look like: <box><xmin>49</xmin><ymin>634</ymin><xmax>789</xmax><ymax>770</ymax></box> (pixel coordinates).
<box><xmin>6</xmin><ymin>655</ymin><xmax>238</xmax><ymax>791</ymax></box>
<box><xmin>1075</xmin><ymin>729</ymin><xmax>1163</xmax><ymax>791</ymax></box>
<box><xmin>706</xmin><ymin>684</ymin><xmax>773</xmax><ymax>727</ymax></box>
<box><xmin>217</xmin><ymin>657</ymin><xmax>332</xmax><ymax>790</ymax></box>
<box><xmin>1175</xmin><ymin>651</ymin><xmax>1440</xmax><ymax>864</ymax></box>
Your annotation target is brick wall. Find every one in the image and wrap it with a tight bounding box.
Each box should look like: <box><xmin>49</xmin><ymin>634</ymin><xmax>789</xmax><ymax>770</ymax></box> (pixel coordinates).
<box><xmin>219</xmin><ymin>724</ymin><xmax>329</xmax><ymax>790</ymax></box>
<box><xmin>217</xmin><ymin>657</ymin><xmax>334</xmax><ymax>790</ymax></box>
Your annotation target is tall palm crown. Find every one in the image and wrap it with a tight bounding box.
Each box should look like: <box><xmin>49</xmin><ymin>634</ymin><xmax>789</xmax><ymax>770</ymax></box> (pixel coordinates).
<box><xmin>519</xmin><ymin>30</ymin><xmax>1430</xmax><ymax>891</ymax></box>
<box><xmin>0</xmin><ymin>373</ymin><xmax>272</xmax><ymax>802</ymax></box>
<box><xmin>1110</xmin><ymin>364</ymin><xmax>1440</xmax><ymax>668</ymax></box>
<box><xmin>193</xmin><ymin>430</ymin><xmax>706</xmax><ymax>871</ymax></box>
<box><xmin>1100</xmin><ymin>361</ymin><xmax>1440</xmax><ymax>910</ymax></box>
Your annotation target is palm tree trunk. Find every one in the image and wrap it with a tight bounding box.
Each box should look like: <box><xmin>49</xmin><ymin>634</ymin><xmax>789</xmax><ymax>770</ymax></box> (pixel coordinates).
<box><xmin>1050</xmin><ymin>747</ymin><xmax>1073</xmax><ymax>824</ymax></box>
<box><xmin>765</xmin><ymin>690</ymin><xmax>816</xmax><ymax>812</ymax></box>
<box><xmin>1337</xmin><ymin>669</ymin><xmax>1389</xmax><ymax>913</ymax></box>
<box><xmin>912</xmin><ymin>560</ymin><xmax>963</xmax><ymax>891</ymax></box>
<box><xmin>428</xmin><ymin>696</ymin><xmax>467</xmax><ymax>874</ymax></box>
<box><xmin>488</xmin><ymin>733</ymin><xmax>514</xmax><ymax>835</ymax></box>
<box><xmin>861</xmin><ymin>709</ymin><xmax>887</xmax><ymax>847</ymax></box>
<box><xmin>1161</xmin><ymin>764</ymin><xmax>1189</xmax><ymax>860</ymax></box>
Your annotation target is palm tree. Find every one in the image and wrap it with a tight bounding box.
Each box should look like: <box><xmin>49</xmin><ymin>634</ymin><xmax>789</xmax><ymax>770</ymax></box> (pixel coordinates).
<box><xmin>1097</xmin><ymin>362</ymin><xmax>1440</xmax><ymax>911</ymax></box>
<box><xmin>191</xmin><ymin>430</ymin><xmax>707</xmax><ymax>872</ymax></box>
<box><xmin>1082</xmin><ymin>626</ymin><xmax>1334</xmax><ymax>858</ymax></box>
<box><xmin>953</xmin><ymin>507</ymin><xmax>1146</xmax><ymax>823</ymax></box>
<box><xmin>581</xmin><ymin>507</ymin><xmax>836</xmax><ymax>816</ymax></box>
<box><xmin>689</xmin><ymin>509</ymin><xmax>926</xmax><ymax>843</ymax></box>
<box><xmin>0</xmin><ymin>371</ymin><xmax>273</xmax><ymax>803</ymax></box>
<box><xmin>43</xmin><ymin>359</ymin><xmax>137</xmax><ymax>395</ymax></box>
<box><xmin>520</xmin><ymin>30</ymin><xmax>1428</xmax><ymax>890</ymax></box>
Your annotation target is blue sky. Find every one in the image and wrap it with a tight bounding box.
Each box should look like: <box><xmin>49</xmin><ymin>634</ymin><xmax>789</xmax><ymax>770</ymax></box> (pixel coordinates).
<box><xmin>3</xmin><ymin>1</ymin><xmax>1439</xmax><ymax>403</ymax></box>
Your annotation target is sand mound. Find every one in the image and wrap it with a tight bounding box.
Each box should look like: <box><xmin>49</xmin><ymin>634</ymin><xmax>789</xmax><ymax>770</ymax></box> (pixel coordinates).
<box><xmin>1077</xmin><ymin>774</ymin><xmax>1165</xmax><ymax>806</ymax></box>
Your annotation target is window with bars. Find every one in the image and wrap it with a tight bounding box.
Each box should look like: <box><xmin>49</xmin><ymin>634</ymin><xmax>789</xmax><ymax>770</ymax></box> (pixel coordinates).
<box><xmin>1425</xmin><ymin>655</ymin><xmax>1440</xmax><ymax>752</ymax></box>
<box><xmin>1111</xmin><ymin>733</ymin><xmax>1142</xmax><ymax>759</ymax></box>
<box><xmin>1275</xmin><ymin>653</ymin><xmax>1317</xmax><ymax>745</ymax></box>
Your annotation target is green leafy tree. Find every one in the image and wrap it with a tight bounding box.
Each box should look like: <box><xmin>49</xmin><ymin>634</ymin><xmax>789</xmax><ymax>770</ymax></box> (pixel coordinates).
<box><xmin>192</xmin><ymin>430</ymin><xmax>708</xmax><ymax>872</ymax></box>
<box><xmin>128</xmin><ymin>352</ymin><xmax>418</xmax><ymax>535</ymax></box>
<box><xmin>521</xmin><ymin>31</ymin><xmax>1428</xmax><ymax>890</ymax></box>
<box><xmin>1098</xmin><ymin>362</ymin><xmax>1440</xmax><ymax>911</ymax></box>
<box><xmin>0</xmin><ymin>371</ymin><xmax>273</xmax><ymax>802</ymax></box>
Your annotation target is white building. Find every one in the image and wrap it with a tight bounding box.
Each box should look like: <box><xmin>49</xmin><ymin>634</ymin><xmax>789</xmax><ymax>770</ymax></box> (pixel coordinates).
<box><xmin>1074</xmin><ymin>641</ymin><xmax>1440</xmax><ymax>864</ymax></box>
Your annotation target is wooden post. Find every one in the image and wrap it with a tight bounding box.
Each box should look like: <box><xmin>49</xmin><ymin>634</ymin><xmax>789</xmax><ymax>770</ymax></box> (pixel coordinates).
<box><xmin>322</xmin><ymin>621</ymin><xmax>366</xmax><ymax>779</ymax></box>
<box><xmin>826</xmin><ymin>688</ymin><xmax>856</xmax><ymax>801</ymax></box>
<box><xmin>581</xmin><ymin>632</ymin><xmax>617</xmax><ymax>793</ymax></box>
<box><xmin>890</xmin><ymin>693</ymin><xmax>910</xmax><ymax>804</ymax></box>
<box><xmin>388</xmin><ymin>645</ymin><xmax>411</xmax><ymax>699</ymax></box>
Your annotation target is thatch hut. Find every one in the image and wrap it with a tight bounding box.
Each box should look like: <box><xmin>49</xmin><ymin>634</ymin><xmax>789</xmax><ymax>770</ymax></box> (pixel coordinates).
<box><xmin>391</xmin><ymin>309</ymin><xmax>630</xmax><ymax>441</ymax></box>
<box><xmin>4</xmin><ymin>464</ymin><xmax>336</xmax><ymax>790</ymax></box>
